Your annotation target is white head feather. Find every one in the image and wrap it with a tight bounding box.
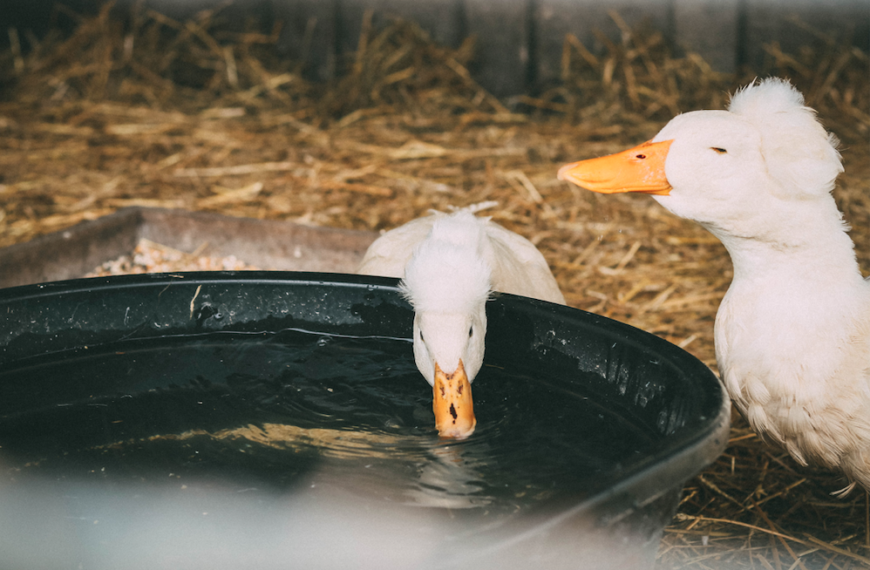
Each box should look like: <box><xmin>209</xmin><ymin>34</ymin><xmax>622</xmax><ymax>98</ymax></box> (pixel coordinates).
<box><xmin>727</xmin><ymin>78</ymin><xmax>843</xmax><ymax>199</ymax></box>
<box><xmin>398</xmin><ymin>211</ymin><xmax>492</xmax><ymax>386</ymax></box>
<box><xmin>399</xmin><ymin>211</ymin><xmax>492</xmax><ymax>314</ymax></box>
<box><xmin>650</xmin><ymin>78</ymin><xmax>845</xmax><ymax>245</ymax></box>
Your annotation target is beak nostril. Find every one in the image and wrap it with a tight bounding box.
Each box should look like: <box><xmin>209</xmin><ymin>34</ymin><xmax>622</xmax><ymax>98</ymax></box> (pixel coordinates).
<box><xmin>636</xmin><ymin>154</ymin><xmax>646</xmax><ymax>159</ymax></box>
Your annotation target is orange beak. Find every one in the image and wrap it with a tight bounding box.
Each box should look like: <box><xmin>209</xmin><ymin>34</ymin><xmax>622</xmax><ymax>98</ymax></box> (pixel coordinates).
<box><xmin>557</xmin><ymin>139</ymin><xmax>674</xmax><ymax>196</ymax></box>
<box><xmin>432</xmin><ymin>360</ymin><xmax>476</xmax><ymax>439</ymax></box>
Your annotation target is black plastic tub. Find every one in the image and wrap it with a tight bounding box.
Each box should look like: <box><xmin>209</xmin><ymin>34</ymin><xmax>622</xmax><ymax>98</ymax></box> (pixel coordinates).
<box><xmin>0</xmin><ymin>272</ymin><xmax>729</xmax><ymax>570</ymax></box>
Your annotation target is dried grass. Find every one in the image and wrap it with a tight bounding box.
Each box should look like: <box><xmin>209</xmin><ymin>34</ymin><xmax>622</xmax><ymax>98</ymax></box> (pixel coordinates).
<box><xmin>0</xmin><ymin>4</ymin><xmax>868</xmax><ymax>569</ymax></box>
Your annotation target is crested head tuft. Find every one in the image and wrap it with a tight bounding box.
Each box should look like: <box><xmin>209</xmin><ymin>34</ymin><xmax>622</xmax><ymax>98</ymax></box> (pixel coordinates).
<box><xmin>399</xmin><ymin>212</ymin><xmax>492</xmax><ymax>314</ymax></box>
<box><xmin>728</xmin><ymin>78</ymin><xmax>843</xmax><ymax>198</ymax></box>
<box><xmin>728</xmin><ymin>77</ymin><xmax>806</xmax><ymax>117</ymax></box>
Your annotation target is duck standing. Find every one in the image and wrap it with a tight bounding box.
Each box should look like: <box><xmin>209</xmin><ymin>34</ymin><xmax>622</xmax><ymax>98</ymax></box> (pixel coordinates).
<box><xmin>559</xmin><ymin>78</ymin><xmax>870</xmax><ymax>493</ymax></box>
<box><xmin>358</xmin><ymin>204</ymin><xmax>565</xmax><ymax>439</ymax></box>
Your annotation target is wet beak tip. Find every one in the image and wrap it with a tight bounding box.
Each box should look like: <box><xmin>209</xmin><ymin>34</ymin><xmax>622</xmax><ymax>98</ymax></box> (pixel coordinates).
<box><xmin>432</xmin><ymin>361</ymin><xmax>476</xmax><ymax>439</ymax></box>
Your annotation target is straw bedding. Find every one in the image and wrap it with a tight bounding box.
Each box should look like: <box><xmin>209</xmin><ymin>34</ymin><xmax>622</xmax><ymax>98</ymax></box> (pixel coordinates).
<box><xmin>1</xmin><ymin>3</ymin><xmax>869</xmax><ymax>568</ymax></box>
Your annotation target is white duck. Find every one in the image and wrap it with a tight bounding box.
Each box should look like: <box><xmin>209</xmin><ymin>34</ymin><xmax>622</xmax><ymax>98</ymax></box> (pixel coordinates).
<box><xmin>558</xmin><ymin>78</ymin><xmax>870</xmax><ymax>493</ymax></box>
<box><xmin>357</xmin><ymin>204</ymin><xmax>565</xmax><ymax>439</ymax></box>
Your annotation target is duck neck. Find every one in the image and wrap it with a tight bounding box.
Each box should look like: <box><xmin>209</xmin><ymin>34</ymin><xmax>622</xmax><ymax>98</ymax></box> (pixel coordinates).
<box><xmin>709</xmin><ymin>196</ymin><xmax>868</xmax><ymax>413</ymax></box>
<box><xmin>705</xmin><ymin>196</ymin><xmax>862</xmax><ymax>287</ymax></box>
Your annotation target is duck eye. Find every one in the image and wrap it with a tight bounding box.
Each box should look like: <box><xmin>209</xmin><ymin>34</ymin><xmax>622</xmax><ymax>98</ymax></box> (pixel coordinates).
<box><xmin>468</xmin><ymin>326</ymin><xmax>473</xmax><ymax>338</ymax></box>
<box><xmin>712</xmin><ymin>147</ymin><xmax>727</xmax><ymax>154</ymax></box>
<box><xmin>419</xmin><ymin>330</ymin><xmax>424</xmax><ymax>342</ymax></box>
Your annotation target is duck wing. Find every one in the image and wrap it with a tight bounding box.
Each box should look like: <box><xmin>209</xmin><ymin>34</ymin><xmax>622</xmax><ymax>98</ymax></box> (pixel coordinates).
<box><xmin>357</xmin><ymin>210</ymin><xmax>564</xmax><ymax>306</ymax></box>
<box><xmin>356</xmin><ymin>214</ymin><xmax>442</xmax><ymax>278</ymax></box>
<box><xmin>482</xmin><ymin>220</ymin><xmax>565</xmax><ymax>305</ymax></box>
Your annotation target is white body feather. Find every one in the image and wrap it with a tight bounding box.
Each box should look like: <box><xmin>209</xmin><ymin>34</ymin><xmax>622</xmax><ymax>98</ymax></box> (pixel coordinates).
<box><xmin>650</xmin><ymin>78</ymin><xmax>870</xmax><ymax>491</ymax></box>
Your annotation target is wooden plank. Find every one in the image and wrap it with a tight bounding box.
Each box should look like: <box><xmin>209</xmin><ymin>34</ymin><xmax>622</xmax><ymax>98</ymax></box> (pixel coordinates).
<box><xmin>3</xmin><ymin>0</ymin><xmax>866</xmax><ymax>96</ymax></box>
<box><xmin>146</xmin><ymin>0</ymin><xmax>276</xmax><ymax>33</ymax></box>
<box><xmin>336</xmin><ymin>0</ymin><xmax>464</xmax><ymax>60</ymax></box>
<box><xmin>0</xmin><ymin>207</ymin><xmax>377</xmax><ymax>289</ymax></box>
<box><xmin>464</xmin><ymin>0</ymin><xmax>529</xmax><ymax>97</ymax></box>
<box><xmin>0</xmin><ymin>208</ymin><xmax>142</xmax><ymax>289</ymax></box>
<box><xmin>144</xmin><ymin>0</ymin><xmax>225</xmax><ymax>18</ymax></box>
<box><xmin>273</xmin><ymin>0</ymin><xmax>338</xmax><ymax>81</ymax></box>
<box><xmin>535</xmin><ymin>0</ymin><xmax>671</xmax><ymax>89</ymax></box>
<box><xmin>743</xmin><ymin>0</ymin><xmax>869</xmax><ymax>69</ymax></box>
<box><xmin>673</xmin><ymin>0</ymin><xmax>740</xmax><ymax>73</ymax></box>
<box><xmin>535</xmin><ymin>0</ymin><xmax>593</xmax><ymax>88</ymax></box>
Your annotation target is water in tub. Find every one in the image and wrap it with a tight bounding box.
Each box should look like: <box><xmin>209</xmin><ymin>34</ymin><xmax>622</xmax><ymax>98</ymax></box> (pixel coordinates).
<box><xmin>0</xmin><ymin>328</ymin><xmax>656</xmax><ymax>569</ymax></box>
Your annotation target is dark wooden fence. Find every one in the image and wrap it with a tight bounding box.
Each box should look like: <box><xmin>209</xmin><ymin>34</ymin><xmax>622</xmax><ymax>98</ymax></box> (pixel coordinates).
<box><xmin>4</xmin><ymin>0</ymin><xmax>868</xmax><ymax>97</ymax></box>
